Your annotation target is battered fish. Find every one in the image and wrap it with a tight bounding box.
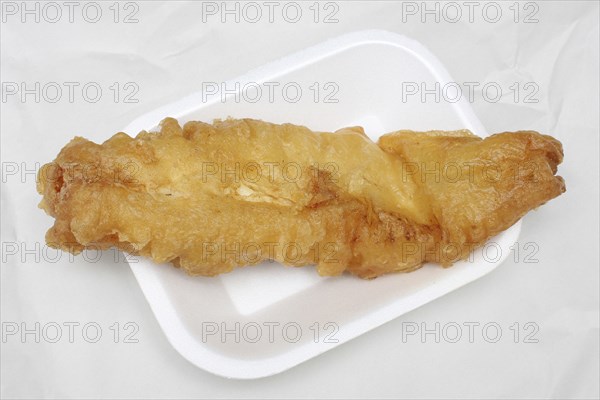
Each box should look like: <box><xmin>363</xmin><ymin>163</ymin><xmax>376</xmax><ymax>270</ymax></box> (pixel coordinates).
<box><xmin>37</xmin><ymin>118</ymin><xmax>565</xmax><ymax>278</ymax></box>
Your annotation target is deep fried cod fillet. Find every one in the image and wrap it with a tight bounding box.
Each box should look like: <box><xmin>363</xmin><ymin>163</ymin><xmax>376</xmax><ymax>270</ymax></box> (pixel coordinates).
<box><xmin>37</xmin><ymin>118</ymin><xmax>565</xmax><ymax>278</ymax></box>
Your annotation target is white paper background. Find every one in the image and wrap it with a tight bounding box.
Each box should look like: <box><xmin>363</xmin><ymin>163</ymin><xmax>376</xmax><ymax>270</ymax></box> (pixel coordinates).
<box><xmin>1</xmin><ymin>1</ymin><xmax>598</xmax><ymax>398</ymax></box>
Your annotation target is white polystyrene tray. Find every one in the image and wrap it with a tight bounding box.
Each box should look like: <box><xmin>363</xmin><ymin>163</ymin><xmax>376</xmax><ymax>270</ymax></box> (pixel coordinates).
<box><xmin>123</xmin><ymin>30</ymin><xmax>521</xmax><ymax>379</ymax></box>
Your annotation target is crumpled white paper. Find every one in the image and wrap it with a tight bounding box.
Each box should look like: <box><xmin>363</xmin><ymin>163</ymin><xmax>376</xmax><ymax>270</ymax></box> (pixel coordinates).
<box><xmin>1</xmin><ymin>1</ymin><xmax>598</xmax><ymax>398</ymax></box>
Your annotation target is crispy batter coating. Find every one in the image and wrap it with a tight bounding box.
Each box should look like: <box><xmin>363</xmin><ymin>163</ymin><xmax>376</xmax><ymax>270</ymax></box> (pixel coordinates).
<box><xmin>37</xmin><ymin>118</ymin><xmax>565</xmax><ymax>278</ymax></box>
